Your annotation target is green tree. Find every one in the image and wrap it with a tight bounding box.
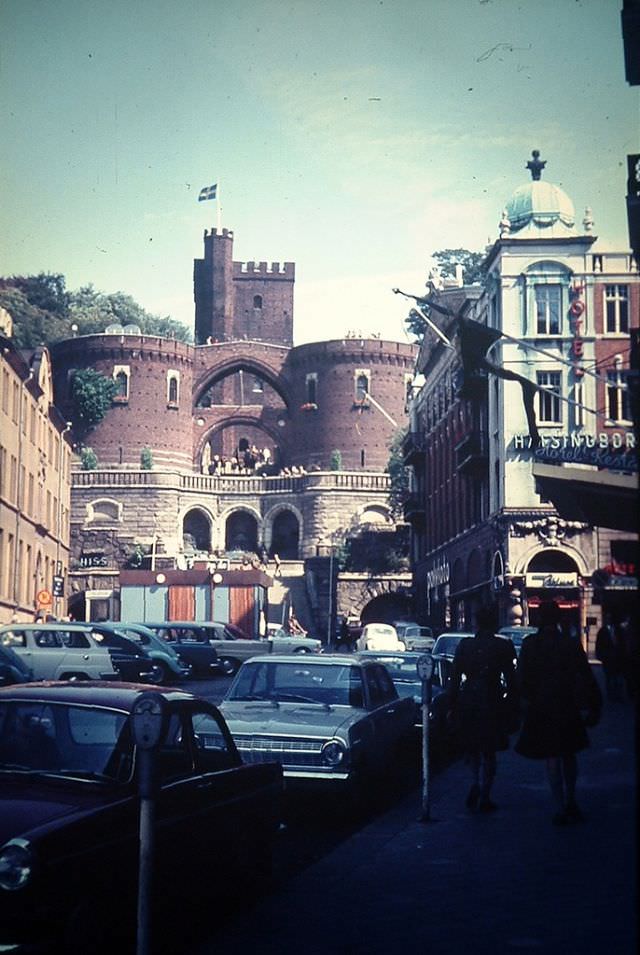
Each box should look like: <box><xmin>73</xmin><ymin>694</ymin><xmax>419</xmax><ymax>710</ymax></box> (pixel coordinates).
<box><xmin>140</xmin><ymin>446</ymin><xmax>153</xmax><ymax>470</ymax></box>
<box><xmin>431</xmin><ymin>248</ymin><xmax>486</xmax><ymax>285</ymax></box>
<box><xmin>80</xmin><ymin>446</ymin><xmax>98</xmax><ymax>470</ymax></box>
<box><xmin>0</xmin><ymin>274</ymin><xmax>192</xmax><ymax>346</ymax></box>
<box><xmin>329</xmin><ymin>449</ymin><xmax>343</xmax><ymax>471</ymax></box>
<box><xmin>403</xmin><ymin>248</ymin><xmax>487</xmax><ymax>341</ymax></box>
<box><xmin>71</xmin><ymin>369</ymin><xmax>118</xmax><ymax>437</ymax></box>
<box><xmin>386</xmin><ymin>427</ymin><xmax>409</xmax><ymax>519</ymax></box>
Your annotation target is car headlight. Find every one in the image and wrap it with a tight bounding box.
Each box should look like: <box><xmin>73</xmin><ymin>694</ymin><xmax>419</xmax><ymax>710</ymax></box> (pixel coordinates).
<box><xmin>321</xmin><ymin>739</ymin><xmax>346</xmax><ymax>766</ymax></box>
<box><xmin>0</xmin><ymin>839</ymin><xmax>34</xmax><ymax>891</ymax></box>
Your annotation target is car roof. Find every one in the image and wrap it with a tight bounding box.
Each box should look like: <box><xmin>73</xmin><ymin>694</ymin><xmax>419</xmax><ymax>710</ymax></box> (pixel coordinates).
<box><xmin>0</xmin><ymin>622</ymin><xmax>111</xmax><ymax>631</ymax></box>
<box><xmin>237</xmin><ymin>653</ymin><xmax>378</xmax><ymax>667</ymax></box>
<box><xmin>355</xmin><ymin>650</ymin><xmax>423</xmax><ymax>660</ymax></box>
<box><xmin>434</xmin><ymin>632</ymin><xmax>474</xmax><ymax>639</ymax></box>
<box><xmin>0</xmin><ymin>681</ymin><xmax>198</xmax><ymax>711</ymax></box>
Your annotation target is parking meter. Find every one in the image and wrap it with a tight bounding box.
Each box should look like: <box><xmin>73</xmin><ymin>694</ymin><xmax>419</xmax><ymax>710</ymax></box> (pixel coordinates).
<box><xmin>416</xmin><ymin>655</ymin><xmax>434</xmax><ymax>822</ymax></box>
<box><xmin>131</xmin><ymin>692</ymin><xmax>167</xmax><ymax>955</ymax></box>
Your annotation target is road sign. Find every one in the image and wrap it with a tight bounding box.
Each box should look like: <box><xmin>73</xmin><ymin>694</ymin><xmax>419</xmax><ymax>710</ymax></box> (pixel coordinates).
<box><xmin>36</xmin><ymin>589</ymin><xmax>53</xmax><ymax>606</ymax></box>
<box><xmin>52</xmin><ymin>575</ymin><xmax>64</xmax><ymax>597</ymax></box>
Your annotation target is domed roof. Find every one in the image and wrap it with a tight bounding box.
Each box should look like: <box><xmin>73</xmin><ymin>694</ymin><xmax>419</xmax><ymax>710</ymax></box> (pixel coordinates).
<box><xmin>503</xmin><ymin>151</ymin><xmax>576</xmax><ymax>237</ymax></box>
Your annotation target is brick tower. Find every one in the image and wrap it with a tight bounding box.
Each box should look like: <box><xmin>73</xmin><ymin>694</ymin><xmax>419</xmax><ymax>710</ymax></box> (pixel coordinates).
<box><xmin>194</xmin><ymin>228</ymin><xmax>295</xmax><ymax>347</ymax></box>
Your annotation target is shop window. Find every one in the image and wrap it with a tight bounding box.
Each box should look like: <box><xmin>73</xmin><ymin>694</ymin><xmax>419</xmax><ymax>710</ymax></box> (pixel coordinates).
<box><xmin>536</xmin><ymin>370</ymin><xmax>562</xmax><ymax>424</ymax></box>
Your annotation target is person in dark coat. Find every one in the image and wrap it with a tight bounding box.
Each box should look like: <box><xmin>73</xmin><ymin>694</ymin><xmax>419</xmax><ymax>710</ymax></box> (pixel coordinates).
<box><xmin>595</xmin><ymin>613</ymin><xmax>625</xmax><ymax>701</ymax></box>
<box><xmin>448</xmin><ymin>605</ymin><xmax>518</xmax><ymax>813</ymax></box>
<box><xmin>516</xmin><ymin>600</ymin><xmax>602</xmax><ymax>825</ymax></box>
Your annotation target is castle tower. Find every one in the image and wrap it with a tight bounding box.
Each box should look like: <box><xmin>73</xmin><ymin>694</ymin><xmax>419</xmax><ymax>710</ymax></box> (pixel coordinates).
<box><xmin>194</xmin><ymin>228</ymin><xmax>295</xmax><ymax>347</ymax></box>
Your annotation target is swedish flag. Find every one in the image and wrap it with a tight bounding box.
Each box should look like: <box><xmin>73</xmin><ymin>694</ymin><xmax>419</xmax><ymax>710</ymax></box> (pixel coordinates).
<box><xmin>198</xmin><ymin>184</ymin><xmax>217</xmax><ymax>202</ymax></box>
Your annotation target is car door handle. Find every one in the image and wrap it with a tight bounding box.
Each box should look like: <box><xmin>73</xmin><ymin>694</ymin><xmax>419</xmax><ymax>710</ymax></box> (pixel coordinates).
<box><xmin>386</xmin><ymin>707</ymin><xmax>396</xmax><ymax>715</ymax></box>
<box><xmin>197</xmin><ymin>780</ymin><xmax>213</xmax><ymax>790</ymax></box>
<box><xmin>83</xmin><ymin>655</ymin><xmax>90</xmax><ymax>660</ymax></box>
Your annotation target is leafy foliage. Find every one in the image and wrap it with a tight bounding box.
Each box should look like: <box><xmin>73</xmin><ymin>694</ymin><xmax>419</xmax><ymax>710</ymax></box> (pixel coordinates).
<box><xmin>329</xmin><ymin>449</ymin><xmax>343</xmax><ymax>471</ymax></box>
<box><xmin>0</xmin><ymin>273</ymin><xmax>192</xmax><ymax>346</ymax></box>
<box><xmin>403</xmin><ymin>248</ymin><xmax>486</xmax><ymax>341</ymax></box>
<box><xmin>71</xmin><ymin>369</ymin><xmax>118</xmax><ymax>437</ymax></box>
<box><xmin>432</xmin><ymin>248</ymin><xmax>486</xmax><ymax>285</ymax></box>
<box><xmin>79</xmin><ymin>446</ymin><xmax>98</xmax><ymax>470</ymax></box>
<box><xmin>386</xmin><ymin>427</ymin><xmax>409</xmax><ymax>519</ymax></box>
<box><xmin>140</xmin><ymin>446</ymin><xmax>153</xmax><ymax>470</ymax></box>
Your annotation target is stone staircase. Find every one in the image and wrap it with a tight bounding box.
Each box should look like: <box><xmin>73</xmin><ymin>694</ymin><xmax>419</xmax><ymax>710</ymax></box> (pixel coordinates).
<box><xmin>267</xmin><ymin>560</ymin><xmax>315</xmax><ymax>635</ymax></box>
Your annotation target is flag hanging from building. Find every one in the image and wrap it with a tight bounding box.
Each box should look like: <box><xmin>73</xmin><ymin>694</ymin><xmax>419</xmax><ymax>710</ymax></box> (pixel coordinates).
<box><xmin>198</xmin><ymin>184</ymin><xmax>218</xmax><ymax>202</ymax></box>
<box><xmin>458</xmin><ymin>317</ymin><xmax>540</xmax><ymax>447</ymax></box>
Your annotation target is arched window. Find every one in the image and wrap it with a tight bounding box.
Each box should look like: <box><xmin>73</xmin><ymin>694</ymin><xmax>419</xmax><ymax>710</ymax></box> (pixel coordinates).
<box><xmin>167</xmin><ymin>370</ymin><xmax>180</xmax><ymax>406</ymax></box>
<box><xmin>253</xmin><ymin>294</ymin><xmax>263</xmax><ymax>310</ymax></box>
<box><xmin>113</xmin><ymin>367</ymin><xmax>130</xmax><ymax>401</ymax></box>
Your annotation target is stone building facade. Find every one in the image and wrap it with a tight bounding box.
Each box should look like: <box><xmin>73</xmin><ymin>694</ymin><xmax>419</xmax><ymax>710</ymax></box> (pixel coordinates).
<box><xmin>0</xmin><ymin>310</ymin><xmax>72</xmax><ymax>623</ymax></box>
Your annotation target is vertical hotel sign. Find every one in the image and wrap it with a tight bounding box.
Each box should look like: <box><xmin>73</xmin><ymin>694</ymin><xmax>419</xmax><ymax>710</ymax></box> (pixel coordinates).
<box><xmin>569</xmin><ymin>282</ymin><xmax>585</xmax><ymax>379</ymax></box>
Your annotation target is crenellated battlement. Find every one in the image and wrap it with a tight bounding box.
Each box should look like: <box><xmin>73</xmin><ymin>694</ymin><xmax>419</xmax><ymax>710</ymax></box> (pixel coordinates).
<box><xmin>233</xmin><ymin>260</ymin><xmax>295</xmax><ymax>279</ymax></box>
<box><xmin>204</xmin><ymin>227</ymin><xmax>234</xmax><ymax>239</ymax></box>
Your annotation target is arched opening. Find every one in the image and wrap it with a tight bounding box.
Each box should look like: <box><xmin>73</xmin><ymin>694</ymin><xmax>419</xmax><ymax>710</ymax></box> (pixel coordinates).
<box><xmin>225</xmin><ymin>511</ymin><xmax>258</xmax><ymax>554</ymax></box>
<box><xmin>270</xmin><ymin>511</ymin><xmax>299</xmax><ymax>559</ymax></box>
<box><xmin>360</xmin><ymin>591</ymin><xmax>411</xmax><ymax>625</ymax></box>
<box><xmin>527</xmin><ymin>551</ymin><xmax>579</xmax><ymax>573</ymax></box>
<box><xmin>183</xmin><ymin>509</ymin><xmax>212</xmax><ymax>553</ymax></box>
<box><xmin>114</xmin><ymin>371</ymin><xmax>128</xmax><ymax>399</ymax></box>
<box><xmin>525</xmin><ymin>549</ymin><xmax>581</xmax><ymax>636</ymax></box>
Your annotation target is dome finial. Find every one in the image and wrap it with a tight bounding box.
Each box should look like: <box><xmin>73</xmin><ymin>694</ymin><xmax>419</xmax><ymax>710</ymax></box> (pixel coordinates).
<box><xmin>526</xmin><ymin>149</ymin><xmax>546</xmax><ymax>181</ymax></box>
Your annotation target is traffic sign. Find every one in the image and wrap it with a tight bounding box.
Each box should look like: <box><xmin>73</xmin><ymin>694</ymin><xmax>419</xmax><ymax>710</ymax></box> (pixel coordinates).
<box><xmin>52</xmin><ymin>575</ymin><xmax>64</xmax><ymax>597</ymax></box>
<box><xmin>36</xmin><ymin>589</ymin><xmax>53</xmax><ymax>606</ymax></box>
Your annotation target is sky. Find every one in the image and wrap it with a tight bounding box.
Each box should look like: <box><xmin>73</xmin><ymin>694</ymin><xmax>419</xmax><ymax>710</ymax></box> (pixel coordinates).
<box><xmin>1</xmin><ymin>0</ymin><xmax>637</xmax><ymax>345</ymax></box>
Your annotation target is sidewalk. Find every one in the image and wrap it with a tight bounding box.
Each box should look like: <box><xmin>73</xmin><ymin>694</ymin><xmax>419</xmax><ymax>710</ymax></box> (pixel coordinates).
<box><xmin>203</xmin><ymin>682</ymin><xmax>636</xmax><ymax>955</ymax></box>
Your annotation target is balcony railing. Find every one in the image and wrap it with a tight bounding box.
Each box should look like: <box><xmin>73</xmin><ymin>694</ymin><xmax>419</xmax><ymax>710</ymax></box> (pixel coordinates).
<box><xmin>455</xmin><ymin>433</ymin><xmax>488</xmax><ymax>476</ymax></box>
<box><xmin>72</xmin><ymin>469</ymin><xmax>391</xmax><ymax>495</ymax></box>
<box><xmin>402</xmin><ymin>431</ymin><xmax>428</xmax><ymax>463</ymax></box>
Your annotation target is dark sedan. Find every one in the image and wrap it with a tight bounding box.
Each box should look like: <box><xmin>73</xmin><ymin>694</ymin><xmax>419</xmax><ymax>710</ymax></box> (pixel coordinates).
<box><xmin>130</xmin><ymin>622</ymin><xmax>221</xmax><ymax>678</ymax></box>
<box><xmin>0</xmin><ymin>682</ymin><xmax>283</xmax><ymax>953</ymax></box>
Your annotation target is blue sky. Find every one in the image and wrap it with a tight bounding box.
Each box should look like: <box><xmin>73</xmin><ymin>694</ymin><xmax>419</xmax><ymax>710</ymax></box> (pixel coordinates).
<box><xmin>1</xmin><ymin>0</ymin><xmax>636</xmax><ymax>344</ymax></box>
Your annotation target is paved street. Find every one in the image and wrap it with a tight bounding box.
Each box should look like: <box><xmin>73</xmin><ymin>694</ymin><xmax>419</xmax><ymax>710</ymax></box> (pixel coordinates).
<box><xmin>197</xmin><ymin>668</ymin><xmax>636</xmax><ymax>955</ymax></box>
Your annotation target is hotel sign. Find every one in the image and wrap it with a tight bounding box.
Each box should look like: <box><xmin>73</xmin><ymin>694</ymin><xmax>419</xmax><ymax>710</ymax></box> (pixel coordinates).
<box><xmin>526</xmin><ymin>572</ymin><xmax>578</xmax><ymax>589</ymax></box>
<box><xmin>512</xmin><ymin>431</ymin><xmax>637</xmax><ymax>472</ymax></box>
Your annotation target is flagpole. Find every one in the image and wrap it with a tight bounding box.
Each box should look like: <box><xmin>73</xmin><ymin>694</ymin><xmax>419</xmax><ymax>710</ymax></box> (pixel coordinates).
<box><xmin>216</xmin><ymin>180</ymin><xmax>222</xmax><ymax>233</ymax></box>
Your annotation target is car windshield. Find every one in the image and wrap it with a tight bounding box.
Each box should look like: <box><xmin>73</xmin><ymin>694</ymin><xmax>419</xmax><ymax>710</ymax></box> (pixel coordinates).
<box><xmin>90</xmin><ymin>628</ymin><xmax>138</xmax><ymax>651</ymax></box>
<box><xmin>228</xmin><ymin>661</ymin><xmax>364</xmax><ymax>707</ymax></box>
<box><xmin>368</xmin><ymin>655</ymin><xmax>420</xmax><ymax>681</ymax></box>
<box><xmin>432</xmin><ymin>635</ymin><xmax>468</xmax><ymax>656</ymax></box>
<box><xmin>0</xmin><ymin>701</ymin><xmax>132</xmax><ymax>783</ymax></box>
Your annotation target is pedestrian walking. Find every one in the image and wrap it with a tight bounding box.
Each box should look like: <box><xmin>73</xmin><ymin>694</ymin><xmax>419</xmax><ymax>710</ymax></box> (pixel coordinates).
<box><xmin>447</xmin><ymin>604</ymin><xmax>518</xmax><ymax>813</ymax></box>
<box><xmin>515</xmin><ymin>600</ymin><xmax>602</xmax><ymax>825</ymax></box>
<box><xmin>595</xmin><ymin>613</ymin><xmax>625</xmax><ymax>701</ymax></box>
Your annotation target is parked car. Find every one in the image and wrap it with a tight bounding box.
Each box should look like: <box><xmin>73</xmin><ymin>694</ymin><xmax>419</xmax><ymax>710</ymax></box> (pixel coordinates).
<box><xmin>354</xmin><ymin>650</ymin><xmax>450</xmax><ymax>748</ymax></box>
<box><xmin>430</xmin><ymin>632</ymin><xmax>474</xmax><ymax>688</ymax></box>
<box><xmin>392</xmin><ymin>621</ymin><xmax>436</xmax><ymax>651</ymax></box>
<box><xmin>0</xmin><ymin>682</ymin><xmax>282</xmax><ymax>953</ymax></box>
<box><xmin>0</xmin><ymin>644</ymin><xmax>33</xmax><ymax>686</ymax></box>
<box><xmin>220</xmin><ymin>654</ymin><xmax>415</xmax><ymax>791</ymax></box>
<box><xmin>0</xmin><ymin>624</ymin><xmax>155</xmax><ymax>683</ymax></box>
<box><xmin>137</xmin><ymin>621</ymin><xmax>320</xmax><ymax>676</ymax></box>
<box><xmin>355</xmin><ymin>623</ymin><xmax>405</xmax><ymax>652</ymax></box>
<box><xmin>497</xmin><ymin>625</ymin><xmax>537</xmax><ymax>658</ymax></box>
<box><xmin>128</xmin><ymin>623</ymin><xmax>220</xmax><ymax>678</ymax></box>
<box><xmin>101</xmin><ymin>623</ymin><xmax>192</xmax><ymax>684</ymax></box>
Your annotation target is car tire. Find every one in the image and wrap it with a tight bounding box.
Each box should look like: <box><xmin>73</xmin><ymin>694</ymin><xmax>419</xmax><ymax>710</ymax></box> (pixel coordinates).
<box><xmin>219</xmin><ymin>656</ymin><xmax>239</xmax><ymax>676</ymax></box>
<box><xmin>149</xmin><ymin>661</ymin><xmax>170</xmax><ymax>685</ymax></box>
